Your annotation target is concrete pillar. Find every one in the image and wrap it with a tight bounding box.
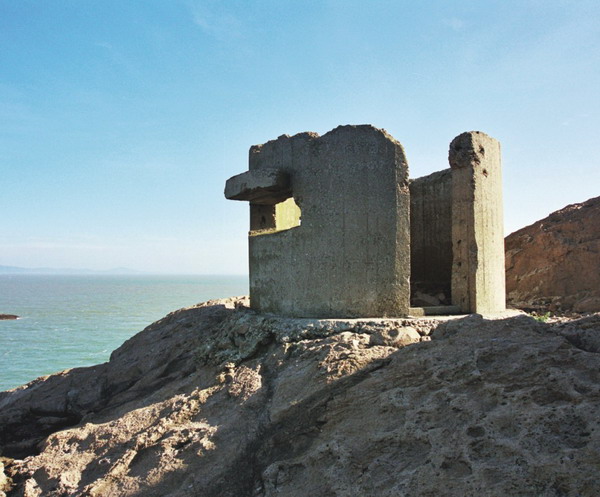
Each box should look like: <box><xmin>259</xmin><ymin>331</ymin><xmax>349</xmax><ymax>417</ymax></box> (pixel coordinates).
<box><xmin>449</xmin><ymin>131</ymin><xmax>505</xmax><ymax>314</ymax></box>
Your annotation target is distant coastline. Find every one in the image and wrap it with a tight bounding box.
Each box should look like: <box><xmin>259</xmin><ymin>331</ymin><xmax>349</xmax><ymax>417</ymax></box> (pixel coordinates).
<box><xmin>0</xmin><ymin>265</ymin><xmax>145</xmax><ymax>275</ymax></box>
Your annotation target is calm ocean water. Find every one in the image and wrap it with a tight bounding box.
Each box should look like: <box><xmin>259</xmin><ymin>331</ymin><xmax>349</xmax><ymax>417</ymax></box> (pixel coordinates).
<box><xmin>0</xmin><ymin>274</ymin><xmax>248</xmax><ymax>392</ymax></box>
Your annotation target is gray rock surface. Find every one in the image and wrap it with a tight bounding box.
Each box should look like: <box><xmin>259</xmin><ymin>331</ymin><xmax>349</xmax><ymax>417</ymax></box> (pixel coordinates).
<box><xmin>1</xmin><ymin>298</ymin><xmax>599</xmax><ymax>496</ymax></box>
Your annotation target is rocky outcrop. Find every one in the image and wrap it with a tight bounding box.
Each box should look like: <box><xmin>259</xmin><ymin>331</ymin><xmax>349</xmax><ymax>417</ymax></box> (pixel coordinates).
<box><xmin>505</xmin><ymin>196</ymin><xmax>600</xmax><ymax>313</ymax></box>
<box><xmin>1</xmin><ymin>298</ymin><xmax>600</xmax><ymax>496</ymax></box>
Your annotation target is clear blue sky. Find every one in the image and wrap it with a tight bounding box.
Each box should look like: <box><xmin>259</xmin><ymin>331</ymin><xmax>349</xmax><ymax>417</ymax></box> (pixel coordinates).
<box><xmin>1</xmin><ymin>0</ymin><xmax>599</xmax><ymax>274</ymax></box>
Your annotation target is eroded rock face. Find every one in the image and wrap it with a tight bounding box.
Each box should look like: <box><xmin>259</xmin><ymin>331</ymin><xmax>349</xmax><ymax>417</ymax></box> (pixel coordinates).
<box><xmin>506</xmin><ymin>196</ymin><xmax>600</xmax><ymax>313</ymax></box>
<box><xmin>1</xmin><ymin>299</ymin><xmax>600</xmax><ymax>496</ymax></box>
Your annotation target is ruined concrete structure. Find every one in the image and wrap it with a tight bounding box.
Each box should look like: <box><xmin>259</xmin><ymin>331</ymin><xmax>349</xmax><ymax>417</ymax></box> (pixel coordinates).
<box><xmin>225</xmin><ymin>125</ymin><xmax>505</xmax><ymax>318</ymax></box>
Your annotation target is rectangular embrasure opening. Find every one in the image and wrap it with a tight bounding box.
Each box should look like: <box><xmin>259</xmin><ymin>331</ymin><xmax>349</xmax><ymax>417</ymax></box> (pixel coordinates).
<box><xmin>250</xmin><ymin>197</ymin><xmax>301</xmax><ymax>235</ymax></box>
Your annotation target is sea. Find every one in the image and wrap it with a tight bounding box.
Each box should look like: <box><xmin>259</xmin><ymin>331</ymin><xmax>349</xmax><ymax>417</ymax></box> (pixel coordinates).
<box><xmin>0</xmin><ymin>274</ymin><xmax>248</xmax><ymax>392</ymax></box>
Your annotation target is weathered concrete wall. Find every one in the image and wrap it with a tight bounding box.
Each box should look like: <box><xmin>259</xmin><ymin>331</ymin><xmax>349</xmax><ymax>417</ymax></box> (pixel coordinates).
<box><xmin>242</xmin><ymin>125</ymin><xmax>411</xmax><ymax>318</ymax></box>
<box><xmin>409</xmin><ymin>169</ymin><xmax>452</xmax><ymax>301</ymax></box>
<box><xmin>226</xmin><ymin>126</ymin><xmax>506</xmax><ymax>318</ymax></box>
<box><xmin>449</xmin><ymin>131</ymin><xmax>505</xmax><ymax>314</ymax></box>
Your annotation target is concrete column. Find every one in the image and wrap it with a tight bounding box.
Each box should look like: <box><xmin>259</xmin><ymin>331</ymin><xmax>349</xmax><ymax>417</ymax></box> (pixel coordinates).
<box><xmin>449</xmin><ymin>131</ymin><xmax>505</xmax><ymax>314</ymax></box>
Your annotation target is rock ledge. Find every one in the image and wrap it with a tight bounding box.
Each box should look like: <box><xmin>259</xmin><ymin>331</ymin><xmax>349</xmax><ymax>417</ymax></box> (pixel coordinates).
<box><xmin>1</xmin><ymin>298</ymin><xmax>599</xmax><ymax>496</ymax></box>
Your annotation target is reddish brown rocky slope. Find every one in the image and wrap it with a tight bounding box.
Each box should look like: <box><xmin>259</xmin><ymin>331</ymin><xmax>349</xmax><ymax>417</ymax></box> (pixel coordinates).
<box><xmin>505</xmin><ymin>195</ymin><xmax>600</xmax><ymax>313</ymax></box>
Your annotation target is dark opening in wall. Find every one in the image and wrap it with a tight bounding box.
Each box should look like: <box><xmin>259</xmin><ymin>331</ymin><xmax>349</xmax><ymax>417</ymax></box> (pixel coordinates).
<box><xmin>409</xmin><ymin>170</ymin><xmax>453</xmax><ymax>307</ymax></box>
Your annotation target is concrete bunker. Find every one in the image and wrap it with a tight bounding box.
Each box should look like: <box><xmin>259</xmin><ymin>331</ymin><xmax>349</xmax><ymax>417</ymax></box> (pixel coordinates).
<box><xmin>225</xmin><ymin>125</ymin><xmax>505</xmax><ymax>318</ymax></box>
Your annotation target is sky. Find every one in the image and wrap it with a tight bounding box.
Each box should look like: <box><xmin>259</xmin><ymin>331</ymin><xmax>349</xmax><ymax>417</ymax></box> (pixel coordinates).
<box><xmin>1</xmin><ymin>0</ymin><xmax>599</xmax><ymax>274</ymax></box>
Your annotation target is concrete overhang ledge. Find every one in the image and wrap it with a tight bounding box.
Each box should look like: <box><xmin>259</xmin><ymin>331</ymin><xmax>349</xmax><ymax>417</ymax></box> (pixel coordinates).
<box><xmin>225</xmin><ymin>168</ymin><xmax>291</xmax><ymax>205</ymax></box>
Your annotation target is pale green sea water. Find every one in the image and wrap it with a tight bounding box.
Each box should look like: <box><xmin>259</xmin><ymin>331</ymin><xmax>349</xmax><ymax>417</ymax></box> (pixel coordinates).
<box><xmin>0</xmin><ymin>275</ymin><xmax>247</xmax><ymax>391</ymax></box>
